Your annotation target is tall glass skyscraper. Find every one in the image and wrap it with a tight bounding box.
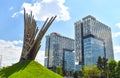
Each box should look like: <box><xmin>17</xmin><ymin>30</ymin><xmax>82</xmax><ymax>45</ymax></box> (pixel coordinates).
<box><xmin>44</xmin><ymin>32</ymin><xmax>75</xmax><ymax>71</ymax></box>
<box><xmin>75</xmin><ymin>15</ymin><xmax>114</xmax><ymax>66</ymax></box>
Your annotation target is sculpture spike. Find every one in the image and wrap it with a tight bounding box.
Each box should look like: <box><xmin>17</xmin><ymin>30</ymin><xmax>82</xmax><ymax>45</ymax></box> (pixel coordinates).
<box><xmin>20</xmin><ymin>9</ymin><xmax>57</xmax><ymax>61</ymax></box>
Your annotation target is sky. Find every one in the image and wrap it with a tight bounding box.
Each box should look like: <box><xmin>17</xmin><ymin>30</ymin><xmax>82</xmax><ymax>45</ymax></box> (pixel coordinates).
<box><xmin>0</xmin><ymin>0</ymin><xmax>120</xmax><ymax>67</ymax></box>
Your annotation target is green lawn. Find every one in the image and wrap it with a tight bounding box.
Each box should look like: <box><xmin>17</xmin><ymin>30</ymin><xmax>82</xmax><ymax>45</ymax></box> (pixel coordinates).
<box><xmin>0</xmin><ymin>60</ymin><xmax>63</xmax><ymax>78</ymax></box>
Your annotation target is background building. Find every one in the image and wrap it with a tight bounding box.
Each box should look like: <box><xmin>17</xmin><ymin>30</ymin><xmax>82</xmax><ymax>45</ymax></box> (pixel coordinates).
<box><xmin>64</xmin><ymin>50</ymin><xmax>75</xmax><ymax>72</ymax></box>
<box><xmin>75</xmin><ymin>15</ymin><xmax>114</xmax><ymax>66</ymax></box>
<box><xmin>44</xmin><ymin>32</ymin><xmax>75</xmax><ymax>72</ymax></box>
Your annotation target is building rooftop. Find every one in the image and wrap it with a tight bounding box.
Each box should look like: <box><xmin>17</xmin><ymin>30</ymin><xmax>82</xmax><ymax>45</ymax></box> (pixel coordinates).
<box><xmin>82</xmin><ymin>15</ymin><xmax>96</xmax><ymax>20</ymax></box>
<box><xmin>49</xmin><ymin>32</ymin><xmax>74</xmax><ymax>41</ymax></box>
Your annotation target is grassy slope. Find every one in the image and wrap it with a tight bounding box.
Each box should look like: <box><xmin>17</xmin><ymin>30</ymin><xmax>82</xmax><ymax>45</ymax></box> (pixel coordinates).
<box><xmin>0</xmin><ymin>60</ymin><xmax>63</xmax><ymax>78</ymax></box>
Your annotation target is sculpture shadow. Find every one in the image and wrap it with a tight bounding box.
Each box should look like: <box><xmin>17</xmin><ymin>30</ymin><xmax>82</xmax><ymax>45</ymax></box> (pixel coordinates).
<box><xmin>0</xmin><ymin>60</ymin><xmax>31</xmax><ymax>77</ymax></box>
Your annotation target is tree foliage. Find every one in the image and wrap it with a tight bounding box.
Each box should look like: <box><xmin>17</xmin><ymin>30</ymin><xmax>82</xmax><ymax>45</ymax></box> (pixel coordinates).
<box><xmin>115</xmin><ymin>61</ymin><xmax>120</xmax><ymax>78</ymax></box>
<box><xmin>97</xmin><ymin>56</ymin><xmax>103</xmax><ymax>70</ymax></box>
<box><xmin>80</xmin><ymin>56</ymin><xmax>120</xmax><ymax>78</ymax></box>
<box><xmin>102</xmin><ymin>57</ymin><xmax>108</xmax><ymax>71</ymax></box>
<box><xmin>82</xmin><ymin>65</ymin><xmax>101</xmax><ymax>78</ymax></box>
<box><xmin>108</xmin><ymin>59</ymin><xmax>117</xmax><ymax>78</ymax></box>
<box><xmin>97</xmin><ymin>56</ymin><xmax>108</xmax><ymax>70</ymax></box>
<box><xmin>96</xmin><ymin>56</ymin><xmax>108</xmax><ymax>77</ymax></box>
<box><xmin>56</xmin><ymin>66</ymin><xmax>63</xmax><ymax>76</ymax></box>
<box><xmin>73</xmin><ymin>71</ymin><xmax>79</xmax><ymax>78</ymax></box>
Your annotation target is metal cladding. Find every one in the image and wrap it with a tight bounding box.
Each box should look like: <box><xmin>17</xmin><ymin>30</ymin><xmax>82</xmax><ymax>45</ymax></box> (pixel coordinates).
<box><xmin>20</xmin><ymin>9</ymin><xmax>56</xmax><ymax>61</ymax></box>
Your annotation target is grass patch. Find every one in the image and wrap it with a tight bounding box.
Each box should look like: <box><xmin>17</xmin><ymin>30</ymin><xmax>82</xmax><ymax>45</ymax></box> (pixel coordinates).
<box><xmin>0</xmin><ymin>60</ymin><xmax>63</xmax><ymax>78</ymax></box>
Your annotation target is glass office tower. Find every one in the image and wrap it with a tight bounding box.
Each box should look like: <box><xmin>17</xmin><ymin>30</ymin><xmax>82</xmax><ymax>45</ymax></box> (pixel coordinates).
<box><xmin>84</xmin><ymin>37</ymin><xmax>105</xmax><ymax>66</ymax></box>
<box><xmin>75</xmin><ymin>15</ymin><xmax>114</xmax><ymax>65</ymax></box>
<box><xmin>64</xmin><ymin>50</ymin><xmax>75</xmax><ymax>71</ymax></box>
<box><xmin>45</xmin><ymin>32</ymin><xmax>75</xmax><ymax>71</ymax></box>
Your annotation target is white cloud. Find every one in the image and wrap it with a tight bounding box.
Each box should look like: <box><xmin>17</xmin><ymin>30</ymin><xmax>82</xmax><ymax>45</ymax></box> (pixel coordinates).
<box><xmin>9</xmin><ymin>6</ymin><xmax>14</xmax><ymax>11</ymax></box>
<box><xmin>0</xmin><ymin>40</ymin><xmax>22</xmax><ymax>67</ymax></box>
<box><xmin>113</xmin><ymin>45</ymin><xmax>120</xmax><ymax>61</ymax></box>
<box><xmin>42</xmin><ymin>0</ymin><xmax>53</xmax><ymax>3</ymax></box>
<box><xmin>112</xmin><ymin>23</ymin><xmax>120</xmax><ymax>38</ymax></box>
<box><xmin>35</xmin><ymin>51</ymin><xmax>45</xmax><ymax>65</ymax></box>
<box><xmin>11</xmin><ymin>12</ymin><xmax>19</xmax><ymax>18</ymax></box>
<box><xmin>116</xmin><ymin>23</ymin><xmax>120</xmax><ymax>29</ymax></box>
<box><xmin>113</xmin><ymin>45</ymin><xmax>120</xmax><ymax>53</ymax></box>
<box><xmin>12</xmin><ymin>0</ymin><xmax>70</xmax><ymax>21</ymax></box>
<box><xmin>0</xmin><ymin>39</ymin><xmax>44</xmax><ymax>67</ymax></box>
<box><xmin>114</xmin><ymin>52</ymin><xmax>120</xmax><ymax>62</ymax></box>
<box><xmin>112</xmin><ymin>32</ymin><xmax>120</xmax><ymax>38</ymax></box>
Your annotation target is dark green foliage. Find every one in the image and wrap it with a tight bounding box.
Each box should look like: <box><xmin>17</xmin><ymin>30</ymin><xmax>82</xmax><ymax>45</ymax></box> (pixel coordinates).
<box><xmin>108</xmin><ymin>59</ymin><xmax>117</xmax><ymax>78</ymax></box>
<box><xmin>97</xmin><ymin>56</ymin><xmax>108</xmax><ymax>71</ymax></box>
<box><xmin>96</xmin><ymin>56</ymin><xmax>108</xmax><ymax>77</ymax></box>
<box><xmin>69</xmin><ymin>70</ymin><xmax>74</xmax><ymax>76</ymax></box>
<box><xmin>115</xmin><ymin>61</ymin><xmax>120</xmax><ymax>78</ymax></box>
<box><xmin>0</xmin><ymin>60</ymin><xmax>63</xmax><ymax>78</ymax></box>
<box><xmin>79</xmin><ymin>70</ymin><xmax>83</xmax><ymax>77</ymax></box>
<box><xmin>73</xmin><ymin>71</ymin><xmax>79</xmax><ymax>78</ymax></box>
<box><xmin>102</xmin><ymin>57</ymin><xmax>108</xmax><ymax>71</ymax></box>
<box><xmin>80</xmin><ymin>56</ymin><xmax>120</xmax><ymax>78</ymax></box>
<box><xmin>97</xmin><ymin>56</ymin><xmax>103</xmax><ymax>70</ymax></box>
<box><xmin>78</xmin><ymin>56</ymin><xmax>120</xmax><ymax>78</ymax></box>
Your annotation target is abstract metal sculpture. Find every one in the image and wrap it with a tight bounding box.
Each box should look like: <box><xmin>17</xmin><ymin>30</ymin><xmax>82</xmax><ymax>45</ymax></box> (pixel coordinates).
<box><xmin>20</xmin><ymin>9</ymin><xmax>56</xmax><ymax>61</ymax></box>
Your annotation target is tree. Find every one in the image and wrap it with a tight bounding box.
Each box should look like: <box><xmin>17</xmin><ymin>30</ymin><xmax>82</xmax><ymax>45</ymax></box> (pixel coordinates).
<box><xmin>108</xmin><ymin>59</ymin><xmax>117</xmax><ymax>78</ymax></box>
<box><xmin>79</xmin><ymin>70</ymin><xmax>83</xmax><ymax>77</ymax></box>
<box><xmin>96</xmin><ymin>56</ymin><xmax>108</xmax><ymax>78</ymax></box>
<box><xmin>97</xmin><ymin>56</ymin><xmax>108</xmax><ymax>70</ymax></box>
<box><xmin>73</xmin><ymin>71</ymin><xmax>79</xmax><ymax>78</ymax></box>
<box><xmin>82</xmin><ymin>65</ymin><xmax>101</xmax><ymax>78</ymax></box>
<box><xmin>102</xmin><ymin>57</ymin><xmax>108</xmax><ymax>71</ymax></box>
<box><xmin>115</xmin><ymin>61</ymin><xmax>120</xmax><ymax>78</ymax></box>
<box><xmin>97</xmin><ymin>56</ymin><xmax>103</xmax><ymax>70</ymax></box>
<box><xmin>56</xmin><ymin>66</ymin><xmax>63</xmax><ymax>76</ymax></box>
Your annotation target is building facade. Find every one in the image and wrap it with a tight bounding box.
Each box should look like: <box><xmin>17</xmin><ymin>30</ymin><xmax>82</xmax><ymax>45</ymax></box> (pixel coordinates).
<box><xmin>44</xmin><ymin>32</ymin><xmax>75</xmax><ymax>71</ymax></box>
<box><xmin>75</xmin><ymin>15</ymin><xmax>114</xmax><ymax>66</ymax></box>
<box><xmin>64</xmin><ymin>50</ymin><xmax>75</xmax><ymax>71</ymax></box>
